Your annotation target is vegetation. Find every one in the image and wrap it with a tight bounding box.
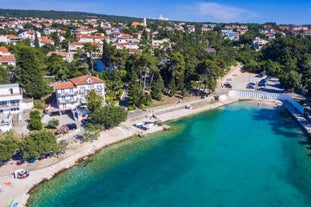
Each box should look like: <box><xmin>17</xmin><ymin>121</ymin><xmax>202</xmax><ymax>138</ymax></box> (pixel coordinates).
<box><xmin>83</xmin><ymin>123</ymin><xmax>104</xmax><ymax>141</ymax></box>
<box><xmin>0</xmin><ymin>9</ymin><xmax>143</xmax><ymax>23</ymax></box>
<box><xmin>15</xmin><ymin>45</ymin><xmax>48</xmax><ymax>99</ymax></box>
<box><xmin>90</xmin><ymin>105</ymin><xmax>127</xmax><ymax>129</ymax></box>
<box><xmin>29</xmin><ymin>110</ymin><xmax>43</xmax><ymax>130</ymax></box>
<box><xmin>0</xmin><ymin>132</ymin><xmax>19</xmax><ymax>162</ymax></box>
<box><xmin>86</xmin><ymin>89</ymin><xmax>104</xmax><ymax>111</ymax></box>
<box><xmin>47</xmin><ymin>119</ymin><xmax>59</xmax><ymax>129</ymax></box>
<box><xmin>20</xmin><ymin>131</ymin><xmax>58</xmax><ymax>159</ymax></box>
<box><xmin>239</xmin><ymin>35</ymin><xmax>311</xmax><ymax>93</ymax></box>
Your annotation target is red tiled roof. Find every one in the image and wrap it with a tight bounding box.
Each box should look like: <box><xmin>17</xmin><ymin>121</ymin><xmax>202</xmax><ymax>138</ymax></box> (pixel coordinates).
<box><xmin>7</xmin><ymin>34</ymin><xmax>17</xmax><ymax>38</ymax></box>
<box><xmin>54</xmin><ymin>81</ymin><xmax>75</xmax><ymax>90</ymax></box>
<box><xmin>90</xmin><ymin>42</ymin><xmax>102</xmax><ymax>46</ymax></box>
<box><xmin>40</xmin><ymin>37</ymin><xmax>54</xmax><ymax>43</ymax></box>
<box><xmin>0</xmin><ymin>47</ymin><xmax>9</xmax><ymax>53</ymax></box>
<box><xmin>0</xmin><ymin>56</ymin><xmax>15</xmax><ymax>62</ymax></box>
<box><xmin>70</xmin><ymin>75</ymin><xmax>104</xmax><ymax>85</ymax></box>
<box><xmin>70</xmin><ymin>42</ymin><xmax>84</xmax><ymax>46</ymax></box>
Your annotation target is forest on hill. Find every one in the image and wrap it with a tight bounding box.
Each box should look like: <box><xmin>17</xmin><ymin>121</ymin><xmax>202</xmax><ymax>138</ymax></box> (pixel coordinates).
<box><xmin>0</xmin><ymin>8</ymin><xmax>141</xmax><ymax>22</ymax></box>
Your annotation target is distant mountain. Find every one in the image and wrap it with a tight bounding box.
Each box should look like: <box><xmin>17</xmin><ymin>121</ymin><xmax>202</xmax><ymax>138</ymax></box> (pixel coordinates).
<box><xmin>0</xmin><ymin>8</ymin><xmax>143</xmax><ymax>22</ymax></box>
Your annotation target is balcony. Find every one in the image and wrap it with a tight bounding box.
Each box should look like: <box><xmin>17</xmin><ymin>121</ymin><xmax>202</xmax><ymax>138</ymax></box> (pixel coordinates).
<box><xmin>58</xmin><ymin>99</ymin><xmax>66</xmax><ymax>103</ymax></box>
<box><xmin>65</xmin><ymin>91</ymin><xmax>78</xmax><ymax>95</ymax></box>
<box><xmin>67</xmin><ymin>99</ymin><xmax>78</xmax><ymax>103</ymax></box>
<box><xmin>0</xmin><ymin>103</ymin><xmax>20</xmax><ymax>108</ymax></box>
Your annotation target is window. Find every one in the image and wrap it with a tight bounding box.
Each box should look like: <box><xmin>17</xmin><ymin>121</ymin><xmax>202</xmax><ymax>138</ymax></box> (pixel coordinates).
<box><xmin>69</xmin><ymin>88</ymin><xmax>73</xmax><ymax>93</ymax></box>
<box><xmin>61</xmin><ymin>89</ymin><xmax>65</xmax><ymax>94</ymax></box>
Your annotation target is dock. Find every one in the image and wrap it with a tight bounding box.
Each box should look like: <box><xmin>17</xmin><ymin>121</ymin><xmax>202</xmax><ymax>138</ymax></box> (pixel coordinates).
<box><xmin>283</xmin><ymin>102</ymin><xmax>311</xmax><ymax>137</ymax></box>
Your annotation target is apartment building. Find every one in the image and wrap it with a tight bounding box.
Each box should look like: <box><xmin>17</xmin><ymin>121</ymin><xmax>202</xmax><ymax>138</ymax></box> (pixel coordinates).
<box><xmin>53</xmin><ymin>75</ymin><xmax>105</xmax><ymax>111</ymax></box>
<box><xmin>0</xmin><ymin>84</ymin><xmax>33</xmax><ymax>132</ymax></box>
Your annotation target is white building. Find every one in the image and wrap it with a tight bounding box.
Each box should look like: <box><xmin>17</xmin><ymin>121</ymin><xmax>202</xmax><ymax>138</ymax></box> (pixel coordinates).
<box><xmin>53</xmin><ymin>75</ymin><xmax>105</xmax><ymax>112</ymax></box>
<box><xmin>0</xmin><ymin>84</ymin><xmax>33</xmax><ymax>132</ymax></box>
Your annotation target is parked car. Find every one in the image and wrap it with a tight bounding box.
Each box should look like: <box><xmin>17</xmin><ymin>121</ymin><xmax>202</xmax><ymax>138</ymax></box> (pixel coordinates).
<box><xmin>81</xmin><ymin>119</ymin><xmax>96</xmax><ymax>126</ymax></box>
<box><xmin>66</xmin><ymin>123</ymin><xmax>77</xmax><ymax>130</ymax></box>
<box><xmin>223</xmin><ymin>82</ymin><xmax>232</xmax><ymax>88</ymax></box>
<box><xmin>246</xmin><ymin>82</ymin><xmax>255</xmax><ymax>89</ymax></box>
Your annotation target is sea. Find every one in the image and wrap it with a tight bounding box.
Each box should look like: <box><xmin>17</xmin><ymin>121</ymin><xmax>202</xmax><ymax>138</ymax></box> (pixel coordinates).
<box><xmin>27</xmin><ymin>102</ymin><xmax>311</xmax><ymax>207</ymax></box>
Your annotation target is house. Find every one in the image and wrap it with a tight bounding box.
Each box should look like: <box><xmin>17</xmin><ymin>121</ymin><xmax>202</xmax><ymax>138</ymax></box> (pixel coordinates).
<box><xmin>39</xmin><ymin>37</ymin><xmax>55</xmax><ymax>47</ymax></box>
<box><xmin>52</xmin><ymin>75</ymin><xmax>105</xmax><ymax>113</ymax></box>
<box><xmin>30</xmin><ymin>37</ymin><xmax>55</xmax><ymax>47</ymax></box>
<box><xmin>47</xmin><ymin>51</ymin><xmax>73</xmax><ymax>63</ymax></box>
<box><xmin>18</xmin><ymin>30</ymin><xmax>41</xmax><ymax>40</ymax></box>
<box><xmin>0</xmin><ymin>84</ymin><xmax>33</xmax><ymax>132</ymax></box>
<box><xmin>0</xmin><ymin>56</ymin><xmax>16</xmax><ymax>66</ymax></box>
<box><xmin>187</xmin><ymin>25</ymin><xmax>195</xmax><ymax>33</ymax></box>
<box><xmin>77</xmin><ymin>34</ymin><xmax>108</xmax><ymax>44</ymax></box>
<box><xmin>252</xmin><ymin>37</ymin><xmax>268</xmax><ymax>50</ymax></box>
<box><xmin>68</xmin><ymin>42</ymin><xmax>84</xmax><ymax>53</ymax></box>
<box><xmin>0</xmin><ymin>47</ymin><xmax>10</xmax><ymax>56</ymax></box>
<box><xmin>152</xmin><ymin>38</ymin><xmax>171</xmax><ymax>49</ymax></box>
<box><xmin>0</xmin><ymin>47</ymin><xmax>16</xmax><ymax>66</ymax></box>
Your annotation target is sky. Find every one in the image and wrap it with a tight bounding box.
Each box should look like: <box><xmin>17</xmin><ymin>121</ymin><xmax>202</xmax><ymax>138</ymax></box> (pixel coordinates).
<box><xmin>1</xmin><ymin>0</ymin><xmax>311</xmax><ymax>24</ymax></box>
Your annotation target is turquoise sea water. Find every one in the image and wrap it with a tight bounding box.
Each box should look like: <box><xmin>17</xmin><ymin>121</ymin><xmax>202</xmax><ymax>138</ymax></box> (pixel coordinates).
<box><xmin>28</xmin><ymin>102</ymin><xmax>311</xmax><ymax>207</ymax></box>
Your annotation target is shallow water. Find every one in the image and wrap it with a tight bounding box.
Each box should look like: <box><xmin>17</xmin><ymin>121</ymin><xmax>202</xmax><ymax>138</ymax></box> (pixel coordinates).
<box><xmin>28</xmin><ymin>102</ymin><xmax>311</xmax><ymax>207</ymax></box>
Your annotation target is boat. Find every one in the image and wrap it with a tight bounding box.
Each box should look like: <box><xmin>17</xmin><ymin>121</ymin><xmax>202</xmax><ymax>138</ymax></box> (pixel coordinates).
<box><xmin>13</xmin><ymin>169</ymin><xmax>29</xmax><ymax>179</ymax></box>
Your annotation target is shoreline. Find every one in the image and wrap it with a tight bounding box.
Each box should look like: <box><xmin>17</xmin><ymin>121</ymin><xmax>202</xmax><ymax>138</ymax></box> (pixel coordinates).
<box><xmin>0</xmin><ymin>97</ymin><xmax>238</xmax><ymax>207</ymax></box>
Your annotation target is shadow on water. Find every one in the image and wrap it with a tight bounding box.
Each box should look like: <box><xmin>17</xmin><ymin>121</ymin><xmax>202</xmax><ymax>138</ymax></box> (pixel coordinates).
<box><xmin>252</xmin><ymin>107</ymin><xmax>304</xmax><ymax>138</ymax></box>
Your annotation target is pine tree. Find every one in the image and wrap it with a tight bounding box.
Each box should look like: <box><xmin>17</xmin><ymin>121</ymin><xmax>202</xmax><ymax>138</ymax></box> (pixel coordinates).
<box><xmin>16</xmin><ymin>46</ymin><xmax>47</xmax><ymax>99</ymax></box>
<box><xmin>128</xmin><ymin>70</ymin><xmax>145</xmax><ymax>108</ymax></box>
<box><xmin>151</xmin><ymin>74</ymin><xmax>164</xmax><ymax>100</ymax></box>
<box><xmin>34</xmin><ymin>31</ymin><xmax>40</xmax><ymax>48</ymax></box>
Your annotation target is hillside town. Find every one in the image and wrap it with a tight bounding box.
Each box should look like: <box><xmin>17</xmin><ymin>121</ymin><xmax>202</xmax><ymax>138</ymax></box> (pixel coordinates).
<box><xmin>0</xmin><ymin>12</ymin><xmax>310</xmax><ymax>134</ymax></box>
<box><xmin>0</xmin><ymin>4</ymin><xmax>310</xmax><ymax>207</ymax></box>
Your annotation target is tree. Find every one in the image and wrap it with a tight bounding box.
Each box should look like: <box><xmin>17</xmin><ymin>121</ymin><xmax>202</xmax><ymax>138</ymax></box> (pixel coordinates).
<box><xmin>197</xmin><ymin>60</ymin><xmax>223</xmax><ymax>94</ymax></box>
<box><xmin>47</xmin><ymin>119</ymin><xmax>59</xmax><ymax>129</ymax></box>
<box><xmin>102</xmin><ymin>40</ymin><xmax>116</xmax><ymax>69</ymax></box>
<box><xmin>279</xmin><ymin>70</ymin><xmax>301</xmax><ymax>90</ymax></box>
<box><xmin>90</xmin><ymin>105</ymin><xmax>127</xmax><ymax>129</ymax></box>
<box><xmin>100</xmin><ymin>71</ymin><xmax>123</xmax><ymax>105</ymax></box>
<box><xmin>34</xmin><ymin>31</ymin><xmax>40</xmax><ymax>48</ymax></box>
<box><xmin>29</xmin><ymin>110</ymin><xmax>42</xmax><ymax>130</ymax></box>
<box><xmin>86</xmin><ymin>89</ymin><xmax>104</xmax><ymax>111</ymax></box>
<box><xmin>15</xmin><ymin>45</ymin><xmax>47</xmax><ymax>99</ymax></box>
<box><xmin>47</xmin><ymin>53</ymin><xmax>69</xmax><ymax>80</ymax></box>
<box><xmin>0</xmin><ymin>132</ymin><xmax>19</xmax><ymax>162</ymax></box>
<box><xmin>128</xmin><ymin>71</ymin><xmax>145</xmax><ymax>108</ymax></box>
<box><xmin>83</xmin><ymin>123</ymin><xmax>104</xmax><ymax>141</ymax></box>
<box><xmin>151</xmin><ymin>74</ymin><xmax>164</xmax><ymax>100</ymax></box>
<box><xmin>0</xmin><ymin>65</ymin><xmax>10</xmax><ymax>84</ymax></box>
<box><xmin>20</xmin><ymin>131</ymin><xmax>58</xmax><ymax>159</ymax></box>
<box><xmin>168</xmin><ymin>52</ymin><xmax>186</xmax><ymax>90</ymax></box>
